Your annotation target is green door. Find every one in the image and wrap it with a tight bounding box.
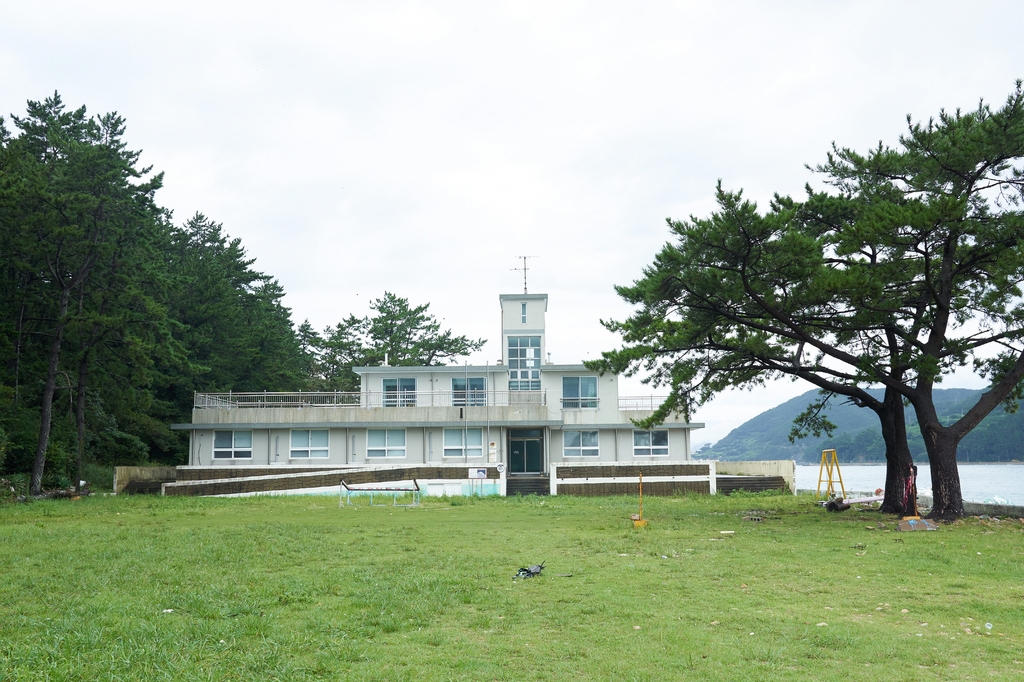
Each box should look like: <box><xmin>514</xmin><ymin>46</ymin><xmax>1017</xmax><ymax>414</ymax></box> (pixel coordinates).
<box><xmin>510</xmin><ymin>438</ymin><xmax>543</xmax><ymax>474</ymax></box>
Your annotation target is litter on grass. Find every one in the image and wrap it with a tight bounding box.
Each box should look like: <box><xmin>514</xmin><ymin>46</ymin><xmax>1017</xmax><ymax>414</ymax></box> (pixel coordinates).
<box><xmin>515</xmin><ymin>562</ymin><xmax>545</xmax><ymax>579</ymax></box>
<box><xmin>897</xmin><ymin>518</ymin><xmax>938</xmax><ymax>531</ymax></box>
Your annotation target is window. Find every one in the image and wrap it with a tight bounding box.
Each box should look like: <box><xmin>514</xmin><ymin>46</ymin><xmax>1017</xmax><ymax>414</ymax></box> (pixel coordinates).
<box><xmin>291</xmin><ymin>429</ymin><xmax>329</xmax><ymax>458</ymax></box>
<box><xmin>367</xmin><ymin>429</ymin><xmax>406</xmax><ymax>458</ymax></box>
<box><xmin>508</xmin><ymin>336</ymin><xmax>541</xmax><ymax>390</ymax></box>
<box><xmin>562</xmin><ymin>376</ymin><xmax>598</xmax><ymax>408</ymax></box>
<box><xmin>521</xmin><ymin>302</ymin><xmax>527</xmax><ymax>324</ymax></box>
<box><xmin>453</xmin><ymin>377</ymin><xmax>486</xmax><ymax>406</ymax></box>
<box><xmin>563</xmin><ymin>430</ymin><xmax>599</xmax><ymax>457</ymax></box>
<box><xmin>443</xmin><ymin>428</ymin><xmax>483</xmax><ymax>458</ymax></box>
<box><xmin>382</xmin><ymin>378</ymin><xmax>416</xmax><ymax>406</ymax></box>
<box><xmin>633</xmin><ymin>430</ymin><xmax>669</xmax><ymax>457</ymax></box>
<box><xmin>213</xmin><ymin>430</ymin><xmax>252</xmax><ymax>459</ymax></box>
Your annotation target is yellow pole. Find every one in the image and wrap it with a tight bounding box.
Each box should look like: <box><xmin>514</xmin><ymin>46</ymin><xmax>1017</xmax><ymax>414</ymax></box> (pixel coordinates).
<box><xmin>832</xmin><ymin>450</ymin><xmax>846</xmax><ymax>498</ymax></box>
<box><xmin>639</xmin><ymin>471</ymin><xmax>644</xmax><ymax>520</ymax></box>
<box><xmin>816</xmin><ymin>450</ymin><xmax>827</xmax><ymax>498</ymax></box>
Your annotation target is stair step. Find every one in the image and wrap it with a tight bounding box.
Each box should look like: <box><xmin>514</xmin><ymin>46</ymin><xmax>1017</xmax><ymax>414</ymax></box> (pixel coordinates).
<box><xmin>506</xmin><ymin>476</ymin><xmax>550</xmax><ymax>496</ymax></box>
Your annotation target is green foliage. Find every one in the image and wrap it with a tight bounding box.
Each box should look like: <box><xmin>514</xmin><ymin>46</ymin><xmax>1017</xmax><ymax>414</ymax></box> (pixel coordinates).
<box><xmin>0</xmin><ymin>92</ymin><xmax>176</xmax><ymax>491</ymax></box>
<box><xmin>147</xmin><ymin>212</ymin><xmax>310</xmax><ymax>444</ymax></box>
<box><xmin>0</xmin><ymin>97</ymin><xmax>300</xmax><ymax>475</ymax></box>
<box><xmin>709</xmin><ymin>387</ymin><xmax>1024</xmax><ymax>463</ymax></box>
<box><xmin>0</xmin><ymin>422</ymin><xmax>7</xmax><ymax>472</ymax></box>
<box><xmin>594</xmin><ymin>83</ymin><xmax>1024</xmax><ymax>517</ymax></box>
<box><xmin>303</xmin><ymin>292</ymin><xmax>486</xmax><ymax>391</ymax></box>
<box><xmin>789</xmin><ymin>391</ymin><xmax>839</xmax><ymax>442</ymax></box>
<box><xmin>80</xmin><ymin>462</ymin><xmax>114</xmax><ymax>490</ymax></box>
<box><xmin>1</xmin><ymin>94</ymin><xmax>488</xmax><ymax>483</ymax></box>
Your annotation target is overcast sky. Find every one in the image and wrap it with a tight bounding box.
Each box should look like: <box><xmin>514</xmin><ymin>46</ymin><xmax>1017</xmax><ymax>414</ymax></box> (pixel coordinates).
<box><xmin>3</xmin><ymin>2</ymin><xmax>1022</xmax><ymax>444</ymax></box>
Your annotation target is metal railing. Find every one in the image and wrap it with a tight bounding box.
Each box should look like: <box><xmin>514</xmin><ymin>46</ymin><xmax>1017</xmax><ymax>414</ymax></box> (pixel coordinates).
<box><xmin>194</xmin><ymin>390</ymin><xmax>546</xmax><ymax>409</ymax></box>
<box><xmin>560</xmin><ymin>398</ymin><xmax>600</xmax><ymax>409</ymax></box>
<box><xmin>618</xmin><ymin>396</ymin><xmax>668</xmax><ymax>411</ymax></box>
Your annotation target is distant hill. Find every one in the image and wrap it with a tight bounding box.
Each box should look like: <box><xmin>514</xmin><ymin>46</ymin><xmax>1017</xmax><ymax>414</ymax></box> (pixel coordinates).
<box><xmin>704</xmin><ymin>388</ymin><xmax>1024</xmax><ymax>462</ymax></box>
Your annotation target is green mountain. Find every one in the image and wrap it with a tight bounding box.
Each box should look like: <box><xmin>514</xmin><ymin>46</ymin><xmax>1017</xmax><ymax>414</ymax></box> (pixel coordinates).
<box><xmin>705</xmin><ymin>388</ymin><xmax>1024</xmax><ymax>463</ymax></box>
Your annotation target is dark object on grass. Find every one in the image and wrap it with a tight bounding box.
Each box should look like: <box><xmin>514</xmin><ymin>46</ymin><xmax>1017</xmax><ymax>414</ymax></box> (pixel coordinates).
<box><xmin>515</xmin><ymin>562</ymin><xmax>545</xmax><ymax>579</ymax></box>
<box><xmin>825</xmin><ymin>498</ymin><xmax>852</xmax><ymax>512</ymax></box>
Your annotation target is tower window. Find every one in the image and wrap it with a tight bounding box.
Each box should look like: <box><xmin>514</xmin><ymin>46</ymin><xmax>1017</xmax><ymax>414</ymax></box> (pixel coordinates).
<box><xmin>508</xmin><ymin>336</ymin><xmax>541</xmax><ymax>390</ymax></box>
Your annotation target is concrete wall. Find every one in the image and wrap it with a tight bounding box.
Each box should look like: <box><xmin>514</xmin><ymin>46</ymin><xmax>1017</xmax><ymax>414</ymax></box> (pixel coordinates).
<box><xmin>358</xmin><ymin>367</ymin><xmax>510</xmax><ymax>395</ymax></box>
<box><xmin>715</xmin><ymin>460</ymin><xmax>796</xmax><ymax>494</ymax></box>
<box><xmin>163</xmin><ymin>465</ymin><xmax>505</xmax><ymax>497</ymax></box>
<box><xmin>548</xmin><ymin>428</ymin><xmax>690</xmax><ymax>464</ymax></box>
<box><xmin>500</xmin><ymin>293</ymin><xmax>548</xmax><ymax>365</ymax></box>
<box><xmin>544</xmin><ymin>370</ymin><xmax>621</xmax><ymax>422</ymax></box>
<box><xmin>188</xmin><ymin>423</ymin><xmax>694</xmax><ymax>470</ymax></box>
<box><xmin>550</xmin><ymin>461</ymin><xmax>715</xmax><ymax>496</ymax></box>
<box><xmin>188</xmin><ymin>425</ymin><xmax>511</xmax><ymax>467</ymax></box>
<box><xmin>190</xmin><ymin>403</ymin><xmax>550</xmax><ymax>426</ymax></box>
<box><xmin>500</xmin><ymin>293</ymin><xmax>547</xmax><ymax>335</ymax></box>
<box><xmin>114</xmin><ymin>466</ymin><xmax>178</xmax><ymax>495</ymax></box>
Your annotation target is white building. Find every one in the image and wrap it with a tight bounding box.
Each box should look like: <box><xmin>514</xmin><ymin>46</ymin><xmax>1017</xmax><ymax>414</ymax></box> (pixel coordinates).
<box><xmin>176</xmin><ymin>292</ymin><xmax>702</xmax><ymax>488</ymax></box>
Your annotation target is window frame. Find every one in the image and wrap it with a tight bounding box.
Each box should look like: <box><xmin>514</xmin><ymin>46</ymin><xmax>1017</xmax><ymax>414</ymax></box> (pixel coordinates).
<box><xmin>213</xmin><ymin>430</ymin><xmax>253</xmax><ymax>459</ymax></box>
<box><xmin>633</xmin><ymin>430</ymin><xmax>669</xmax><ymax>457</ymax></box>
<box><xmin>521</xmin><ymin>302</ymin><xmax>527</xmax><ymax>324</ymax></box>
<box><xmin>442</xmin><ymin>428</ymin><xmax>484</xmax><ymax>458</ymax></box>
<box><xmin>561</xmin><ymin>376</ymin><xmax>598</xmax><ymax>409</ymax></box>
<box><xmin>508</xmin><ymin>336</ymin><xmax>541</xmax><ymax>390</ymax></box>
<box><xmin>563</xmin><ymin>430</ymin><xmax>600</xmax><ymax>458</ymax></box>
<box><xmin>290</xmin><ymin>429</ymin><xmax>330</xmax><ymax>459</ymax></box>
<box><xmin>366</xmin><ymin>429</ymin><xmax>407</xmax><ymax>458</ymax></box>
<box><xmin>452</xmin><ymin>377</ymin><xmax>486</xmax><ymax>406</ymax></box>
<box><xmin>382</xmin><ymin>377</ymin><xmax>416</xmax><ymax>407</ymax></box>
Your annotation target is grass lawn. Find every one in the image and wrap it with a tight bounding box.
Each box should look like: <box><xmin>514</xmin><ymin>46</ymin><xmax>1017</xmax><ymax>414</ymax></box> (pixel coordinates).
<box><xmin>1</xmin><ymin>492</ymin><xmax>1022</xmax><ymax>681</ymax></box>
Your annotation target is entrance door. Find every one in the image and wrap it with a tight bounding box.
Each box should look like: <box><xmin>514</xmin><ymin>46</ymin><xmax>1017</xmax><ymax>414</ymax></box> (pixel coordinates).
<box><xmin>509</xmin><ymin>429</ymin><xmax>543</xmax><ymax>473</ymax></box>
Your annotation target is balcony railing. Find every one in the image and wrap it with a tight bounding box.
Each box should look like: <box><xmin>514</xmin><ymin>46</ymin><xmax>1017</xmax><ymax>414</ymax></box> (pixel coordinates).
<box><xmin>194</xmin><ymin>390</ymin><xmax>546</xmax><ymax>409</ymax></box>
<box><xmin>560</xmin><ymin>398</ymin><xmax>600</xmax><ymax>409</ymax></box>
<box><xmin>618</xmin><ymin>396</ymin><xmax>668</xmax><ymax>411</ymax></box>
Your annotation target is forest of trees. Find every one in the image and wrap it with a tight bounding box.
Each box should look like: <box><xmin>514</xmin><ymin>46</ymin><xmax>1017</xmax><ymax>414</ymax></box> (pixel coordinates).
<box><xmin>0</xmin><ymin>94</ymin><xmax>482</xmax><ymax>493</ymax></box>
<box><xmin>705</xmin><ymin>388</ymin><xmax>1024</xmax><ymax>463</ymax></box>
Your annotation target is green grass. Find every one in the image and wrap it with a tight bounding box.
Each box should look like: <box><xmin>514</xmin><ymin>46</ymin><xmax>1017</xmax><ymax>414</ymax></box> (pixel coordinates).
<box><xmin>1</xmin><ymin>492</ymin><xmax>1022</xmax><ymax>681</ymax></box>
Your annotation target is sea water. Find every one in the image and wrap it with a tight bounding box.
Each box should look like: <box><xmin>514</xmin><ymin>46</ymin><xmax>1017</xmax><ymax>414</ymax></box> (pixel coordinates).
<box><xmin>795</xmin><ymin>463</ymin><xmax>1024</xmax><ymax>505</ymax></box>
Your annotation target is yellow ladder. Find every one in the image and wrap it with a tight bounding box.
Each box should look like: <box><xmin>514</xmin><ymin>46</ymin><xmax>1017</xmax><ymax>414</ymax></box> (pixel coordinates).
<box><xmin>816</xmin><ymin>449</ymin><xmax>846</xmax><ymax>499</ymax></box>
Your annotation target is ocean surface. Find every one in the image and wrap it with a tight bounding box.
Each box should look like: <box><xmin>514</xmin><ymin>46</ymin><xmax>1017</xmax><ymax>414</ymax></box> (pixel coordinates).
<box><xmin>795</xmin><ymin>463</ymin><xmax>1024</xmax><ymax>505</ymax></box>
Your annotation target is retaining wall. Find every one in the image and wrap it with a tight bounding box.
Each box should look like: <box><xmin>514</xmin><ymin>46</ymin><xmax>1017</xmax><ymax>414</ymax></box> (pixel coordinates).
<box><xmin>715</xmin><ymin>460</ymin><xmax>796</xmax><ymax>494</ymax></box>
<box><xmin>550</xmin><ymin>461</ymin><xmax>717</xmax><ymax>496</ymax></box>
<box><xmin>114</xmin><ymin>466</ymin><xmax>178</xmax><ymax>495</ymax></box>
<box><xmin>163</xmin><ymin>465</ymin><xmax>501</xmax><ymax>497</ymax></box>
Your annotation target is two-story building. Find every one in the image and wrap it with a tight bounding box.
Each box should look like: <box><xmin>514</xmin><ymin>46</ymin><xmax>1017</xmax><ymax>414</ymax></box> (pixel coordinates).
<box><xmin>174</xmin><ymin>292</ymin><xmax>702</xmax><ymax>494</ymax></box>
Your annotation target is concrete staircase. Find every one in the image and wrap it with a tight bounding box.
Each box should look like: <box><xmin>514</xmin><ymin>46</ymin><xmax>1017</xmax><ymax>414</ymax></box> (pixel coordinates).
<box><xmin>506</xmin><ymin>475</ymin><xmax>550</xmax><ymax>496</ymax></box>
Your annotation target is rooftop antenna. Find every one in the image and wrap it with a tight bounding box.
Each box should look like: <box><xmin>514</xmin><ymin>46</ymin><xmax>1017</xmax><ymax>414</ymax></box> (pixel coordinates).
<box><xmin>511</xmin><ymin>256</ymin><xmax>536</xmax><ymax>294</ymax></box>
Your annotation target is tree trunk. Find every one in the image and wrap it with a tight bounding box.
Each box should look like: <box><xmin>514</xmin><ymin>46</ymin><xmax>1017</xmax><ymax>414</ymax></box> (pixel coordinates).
<box><xmin>13</xmin><ymin>303</ymin><xmax>26</xmax><ymax>406</ymax></box>
<box><xmin>75</xmin><ymin>354</ymin><xmax>89</xmax><ymax>494</ymax></box>
<box><xmin>920</xmin><ymin>422</ymin><xmax>965</xmax><ymax>520</ymax></box>
<box><xmin>30</xmin><ymin>286</ymin><xmax>72</xmax><ymax>496</ymax></box>
<box><xmin>876</xmin><ymin>387</ymin><xmax>914</xmax><ymax>515</ymax></box>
